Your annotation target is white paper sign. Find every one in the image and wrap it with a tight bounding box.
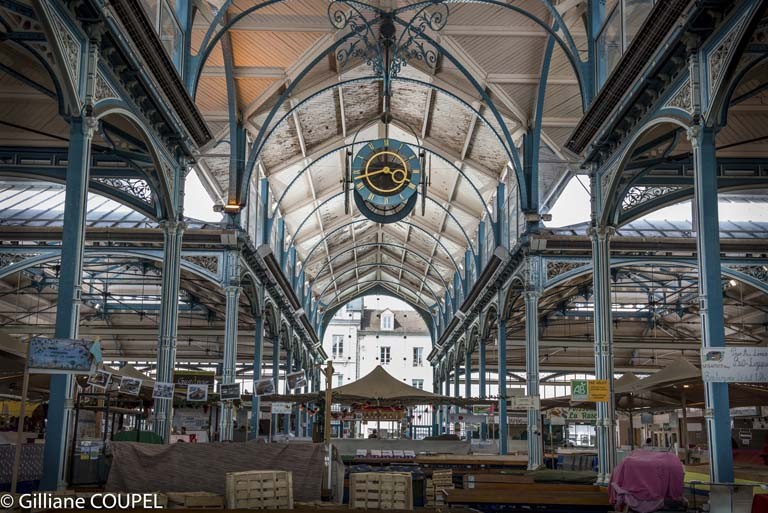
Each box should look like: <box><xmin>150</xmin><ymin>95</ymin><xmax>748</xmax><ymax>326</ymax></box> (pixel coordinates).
<box><xmin>270</xmin><ymin>402</ymin><xmax>292</xmax><ymax>414</ymax></box>
<box><xmin>508</xmin><ymin>395</ymin><xmax>540</xmax><ymax>409</ymax></box>
<box><xmin>701</xmin><ymin>347</ymin><xmax>768</xmax><ymax>383</ymax></box>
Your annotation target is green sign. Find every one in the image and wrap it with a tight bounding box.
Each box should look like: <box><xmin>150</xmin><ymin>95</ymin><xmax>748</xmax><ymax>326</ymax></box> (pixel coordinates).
<box><xmin>571</xmin><ymin>379</ymin><xmax>588</xmax><ymax>401</ymax></box>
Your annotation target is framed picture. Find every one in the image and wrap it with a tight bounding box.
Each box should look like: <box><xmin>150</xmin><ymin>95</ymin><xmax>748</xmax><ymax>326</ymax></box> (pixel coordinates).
<box><xmin>220</xmin><ymin>383</ymin><xmax>241</xmax><ymax>401</ymax></box>
<box><xmin>28</xmin><ymin>337</ymin><xmax>98</xmax><ymax>374</ymax></box>
<box><xmin>186</xmin><ymin>383</ymin><xmax>208</xmax><ymax>402</ymax></box>
<box><xmin>286</xmin><ymin>370</ymin><xmax>307</xmax><ymax>390</ymax></box>
<box><xmin>88</xmin><ymin>369</ymin><xmax>111</xmax><ymax>389</ymax></box>
<box><xmin>153</xmin><ymin>381</ymin><xmax>175</xmax><ymax>400</ymax></box>
<box><xmin>254</xmin><ymin>378</ymin><xmax>275</xmax><ymax>396</ymax></box>
<box><xmin>119</xmin><ymin>376</ymin><xmax>142</xmax><ymax>396</ymax></box>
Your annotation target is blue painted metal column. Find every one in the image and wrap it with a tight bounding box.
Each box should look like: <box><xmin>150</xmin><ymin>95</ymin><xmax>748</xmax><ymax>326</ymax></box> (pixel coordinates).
<box><xmin>272</xmin><ymin>336</ymin><xmax>280</xmax><ymax>436</ymax></box>
<box><xmin>453</xmin><ymin>357</ymin><xmax>460</xmax><ymax>416</ymax></box>
<box><xmin>443</xmin><ymin>368</ymin><xmax>451</xmax><ymax>433</ymax></box>
<box><xmin>219</xmin><ymin>249</ymin><xmax>240</xmax><ymax>441</ymax></box>
<box><xmin>524</xmin><ymin>257</ymin><xmax>543</xmax><ymax>468</ymax></box>
<box><xmin>464</xmin><ymin>348</ymin><xmax>472</xmax><ymax>412</ymax></box>
<box><xmin>689</xmin><ymin>125</ymin><xmax>733</xmax><ymax>484</ymax></box>
<box><xmin>497</xmin><ymin>306</ymin><xmax>508</xmax><ymax>455</ymax></box>
<box><xmin>479</xmin><ymin>337</ymin><xmax>487</xmax><ymax>440</ymax></box>
<box><xmin>432</xmin><ymin>367</ymin><xmax>439</xmax><ymax>436</ymax></box>
<box><xmin>42</xmin><ymin>114</ymin><xmax>95</xmax><ymax>490</ymax></box>
<box><xmin>250</xmin><ymin>312</ymin><xmax>264</xmax><ymax>440</ymax></box>
<box><xmin>284</xmin><ymin>345</ymin><xmax>293</xmax><ymax>435</ymax></box>
<box><xmin>590</xmin><ymin>224</ymin><xmax>617</xmax><ymax>484</ymax></box>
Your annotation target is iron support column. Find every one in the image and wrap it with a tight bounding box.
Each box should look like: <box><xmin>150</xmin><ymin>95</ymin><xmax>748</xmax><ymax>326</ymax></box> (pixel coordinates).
<box><xmin>219</xmin><ymin>250</ymin><xmax>240</xmax><ymax>441</ymax></box>
<box><xmin>498</xmin><ymin>311</ymin><xmax>508</xmax><ymax>455</ymax></box>
<box><xmin>689</xmin><ymin>125</ymin><xmax>733</xmax><ymax>484</ymax></box>
<box><xmin>42</xmin><ymin>115</ymin><xmax>96</xmax><ymax>490</ymax></box>
<box><xmin>272</xmin><ymin>336</ymin><xmax>280</xmax><ymax>436</ymax></box>
<box><xmin>590</xmin><ymin>225</ymin><xmax>617</xmax><ymax>484</ymax></box>
<box><xmin>432</xmin><ymin>368</ymin><xmax>439</xmax><ymax>436</ymax></box>
<box><xmin>453</xmin><ymin>358</ymin><xmax>460</xmax><ymax>415</ymax></box>
<box><xmin>444</xmin><ymin>371</ymin><xmax>451</xmax><ymax>433</ymax></box>
<box><xmin>524</xmin><ymin>289</ymin><xmax>543</xmax><ymax>469</ymax></box>
<box><xmin>479</xmin><ymin>338</ymin><xmax>487</xmax><ymax>440</ymax></box>
<box><xmin>250</xmin><ymin>314</ymin><xmax>264</xmax><ymax>439</ymax></box>
<box><xmin>464</xmin><ymin>349</ymin><xmax>471</xmax><ymax>411</ymax></box>
<box><xmin>284</xmin><ymin>346</ymin><xmax>293</xmax><ymax>435</ymax></box>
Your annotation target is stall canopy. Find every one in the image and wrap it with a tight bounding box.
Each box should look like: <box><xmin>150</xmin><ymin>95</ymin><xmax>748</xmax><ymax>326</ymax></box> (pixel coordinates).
<box><xmin>615</xmin><ymin>357</ymin><xmax>768</xmax><ymax>410</ymax></box>
<box><xmin>332</xmin><ymin>366</ymin><xmax>436</xmax><ymax>403</ymax></box>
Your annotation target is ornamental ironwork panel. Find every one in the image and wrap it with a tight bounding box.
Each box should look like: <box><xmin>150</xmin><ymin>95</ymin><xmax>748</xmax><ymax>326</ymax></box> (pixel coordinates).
<box><xmin>92</xmin><ymin>178</ymin><xmax>155</xmax><ymax>206</ymax></box>
<box><xmin>621</xmin><ymin>185</ymin><xmax>689</xmax><ymax>212</ymax></box>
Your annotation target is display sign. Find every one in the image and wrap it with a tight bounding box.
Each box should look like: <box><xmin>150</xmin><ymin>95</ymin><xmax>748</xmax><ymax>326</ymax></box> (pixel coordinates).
<box><xmin>254</xmin><ymin>378</ymin><xmax>275</xmax><ymax>396</ymax></box>
<box><xmin>640</xmin><ymin>413</ymin><xmax>653</xmax><ymax>425</ymax></box>
<box><xmin>701</xmin><ymin>347</ymin><xmax>768</xmax><ymax>383</ymax></box>
<box><xmin>730</xmin><ymin>407</ymin><xmax>759</xmax><ymax>417</ymax></box>
<box><xmin>174</xmin><ymin>370</ymin><xmax>215</xmax><ymax>386</ymax></box>
<box><xmin>472</xmin><ymin>404</ymin><xmax>493</xmax><ymax>415</ymax></box>
<box><xmin>271</xmin><ymin>402</ymin><xmax>292</xmax><ymax>414</ymax></box>
<box><xmin>119</xmin><ymin>376</ymin><xmax>142</xmax><ymax>396</ymax></box>
<box><xmin>548</xmin><ymin>407</ymin><xmax>597</xmax><ymax>422</ymax></box>
<box><xmin>186</xmin><ymin>384</ymin><xmax>208</xmax><ymax>402</ymax></box>
<box><xmin>571</xmin><ymin>379</ymin><xmax>610</xmax><ymax>402</ymax></box>
<box><xmin>360</xmin><ymin>406</ymin><xmax>404</xmax><ymax>421</ymax></box>
<box><xmin>508</xmin><ymin>395</ymin><xmax>540</xmax><ymax>409</ymax></box>
<box><xmin>153</xmin><ymin>381</ymin><xmax>175</xmax><ymax>400</ymax></box>
<box><xmin>220</xmin><ymin>383</ymin><xmax>241</xmax><ymax>400</ymax></box>
<box><xmin>28</xmin><ymin>337</ymin><xmax>100</xmax><ymax>374</ymax></box>
<box><xmin>286</xmin><ymin>370</ymin><xmax>307</xmax><ymax>390</ymax></box>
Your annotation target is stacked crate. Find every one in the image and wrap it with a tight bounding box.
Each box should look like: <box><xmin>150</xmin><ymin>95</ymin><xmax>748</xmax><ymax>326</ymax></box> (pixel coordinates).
<box><xmin>349</xmin><ymin>472</ymin><xmax>413</xmax><ymax>510</ymax></box>
<box><xmin>425</xmin><ymin>479</ymin><xmax>435</xmax><ymax>507</ymax></box>
<box><xmin>225</xmin><ymin>470</ymin><xmax>294</xmax><ymax>510</ymax></box>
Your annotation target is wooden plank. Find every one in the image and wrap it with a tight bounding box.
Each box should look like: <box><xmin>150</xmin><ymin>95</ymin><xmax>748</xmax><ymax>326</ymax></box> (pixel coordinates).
<box><xmin>443</xmin><ymin>488</ymin><xmax>609</xmax><ymax>506</ymax></box>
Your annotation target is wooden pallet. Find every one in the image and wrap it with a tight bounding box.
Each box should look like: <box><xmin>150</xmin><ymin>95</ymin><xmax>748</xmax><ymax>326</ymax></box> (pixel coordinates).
<box><xmin>430</xmin><ymin>469</ymin><xmax>453</xmax><ymax>489</ymax></box>
<box><xmin>225</xmin><ymin>470</ymin><xmax>294</xmax><ymax>510</ymax></box>
<box><xmin>461</xmin><ymin>473</ymin><xmax>534</xmax><ymax>488</ymax></box>
<box><xmin>349</xmin><ymin>472</ymin><xmax>413</xmax><ymax>510</ymax></box>
<box><xmin>166</xmin><ymin>491</ymin><xmax>224</xmax><ymax>509</ymax></box>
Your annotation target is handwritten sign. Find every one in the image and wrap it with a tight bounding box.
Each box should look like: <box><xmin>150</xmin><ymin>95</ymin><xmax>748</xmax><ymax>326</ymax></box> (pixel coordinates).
<box><xmin>28</xmin><ymin>337</ymin><xmax>99</xmax><ymax>374</ymax></box>
<box><xmin>701</xmin><ymin>347</ymin><xmax>768</xmax><ymax>383</ymax></box>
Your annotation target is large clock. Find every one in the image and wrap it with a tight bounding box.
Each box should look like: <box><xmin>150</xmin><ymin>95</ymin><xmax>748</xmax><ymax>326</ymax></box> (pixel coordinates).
<box><xmin>351</xmin><ymin>138</ymin><xmax>421</xmax><ymax>223</ymax></box>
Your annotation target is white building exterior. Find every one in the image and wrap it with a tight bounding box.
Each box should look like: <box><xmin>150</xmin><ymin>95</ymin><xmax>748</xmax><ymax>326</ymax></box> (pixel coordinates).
<box><xmin>320</xmin><ymin>298</ymin><xmax>434</xmax><ymax>438</ymax></box>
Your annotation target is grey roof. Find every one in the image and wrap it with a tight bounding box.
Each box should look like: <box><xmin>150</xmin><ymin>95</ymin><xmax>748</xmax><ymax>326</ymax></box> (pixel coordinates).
<box><xmin>360</xmin><ymin>309</ymin><xmax>429</xmax><ymax>334</ymax></box>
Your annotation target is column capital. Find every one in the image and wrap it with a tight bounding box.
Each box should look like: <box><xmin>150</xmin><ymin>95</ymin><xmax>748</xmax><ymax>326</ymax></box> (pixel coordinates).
<box><xmin>686</xmin><ymin>124</ymin><xmax>702</xmax><ymax>148</ymax></box>
<box><xmin>160</xmin><ymin>218</ymin><xmax>187</xmax><ymax>235</ymax></box>
<box><xmin>523</xmin><ymin>289</ymin><xmax>540</xmax><ymax>302</ymax></box>
<box><xmin>587</xmin><ymin>225</ymin><xmax>616</xmax><ymax>240</ymax></box>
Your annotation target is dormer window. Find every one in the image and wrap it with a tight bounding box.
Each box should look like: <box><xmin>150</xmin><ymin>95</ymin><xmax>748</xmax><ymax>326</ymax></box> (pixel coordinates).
<box><xmin>381</xmin><ymin>310</ymin><xmax>394</xmax><ymax>330</ymax></box>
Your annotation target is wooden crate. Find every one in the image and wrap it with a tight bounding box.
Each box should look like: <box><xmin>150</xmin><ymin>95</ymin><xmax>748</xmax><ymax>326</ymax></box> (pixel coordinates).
<box><xmin>166</xmin><ymin>492</ymin><xmax>224</xmax><ymax>509</ymax></box>
<box><xmin>349</xmin><ymin>472</ymin><xmax>413</xmax><ymax>510</ymax></box>
<box><xmin>225</xmin><ymin>470</ymin><xmax>294</xmax><ymax>510</ymax></box>
<box><xmin>431</xmin><ymin>470</ymin><xmax>453</xmax><ymax>489</ymax></box>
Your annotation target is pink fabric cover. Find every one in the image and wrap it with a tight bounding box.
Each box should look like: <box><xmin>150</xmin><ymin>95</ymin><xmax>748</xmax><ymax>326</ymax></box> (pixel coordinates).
<box><xmin>609</xmin><ymin>450</ymin><xmax>685</xmax><ymax>513</ymax></box>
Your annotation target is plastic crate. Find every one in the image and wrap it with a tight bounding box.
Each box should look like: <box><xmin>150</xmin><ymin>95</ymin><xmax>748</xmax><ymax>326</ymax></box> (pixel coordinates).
<box><xmin>225</xmin><ymin>470</ymin><xmax>294</xmax><ymax>510</ymax></box>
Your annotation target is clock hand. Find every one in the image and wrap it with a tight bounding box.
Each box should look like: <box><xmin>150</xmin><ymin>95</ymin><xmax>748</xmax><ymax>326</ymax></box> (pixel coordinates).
<box><xmin>353</xmin><ymin>167</ymin><xmax>390</xmax><ymax>180</ymax></box>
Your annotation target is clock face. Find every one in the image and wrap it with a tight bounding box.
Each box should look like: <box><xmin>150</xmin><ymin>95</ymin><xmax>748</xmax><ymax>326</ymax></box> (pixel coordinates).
<box><xmin>351</xmin><ymin>139</ymin><xmax>421</xmax><ymax>223</ymax></box>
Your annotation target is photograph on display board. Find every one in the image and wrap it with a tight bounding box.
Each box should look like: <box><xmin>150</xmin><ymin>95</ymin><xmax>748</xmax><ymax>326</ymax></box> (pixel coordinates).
<box><xmin>286</xmin><ymin>370</ymin><xmax>306</xmax><ymax>390</ymax></box>
<box><xmin>88</xmin><ymin>369</ymin><xmax>111</xmax><ymax>389</ymax></box>
<box><xmin>186</xmin><ymin>383</ymin><xmax>208</xmax><ymax>402</ymax></box>
<box><xmin>153</xmin><ymin>381</ymin><xmax>175</xmax><ymax>400</ymax></box>
<box><xmin>119</xmin><ymin>376</ymin><xmax>142</xmax><ymax>396</ymax></box>
<box><xmin>28</xmin><ymin>337</ymin><xmax>98</xmax><ymax>373</ymax></box>
<box><xmin>220</xmin><ymin>383</ymin><xmax>241</xmax><ymax>400</ymax></box>
<box><xmin>254</xmin><ymin>378</ymin><xmax>275</xmax><ymax>396</ymax></box>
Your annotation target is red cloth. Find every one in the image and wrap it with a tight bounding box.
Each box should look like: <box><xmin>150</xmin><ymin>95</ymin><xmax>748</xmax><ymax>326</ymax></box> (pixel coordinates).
<box><xmin>609</xmin><ymin>451</ymin><xmax>685</xmax><ymax>513</ymax></box>
<box><xmin>752</xmin><ymin>494</ymin><xmax>768</xmax><ymax>513</ymax></box>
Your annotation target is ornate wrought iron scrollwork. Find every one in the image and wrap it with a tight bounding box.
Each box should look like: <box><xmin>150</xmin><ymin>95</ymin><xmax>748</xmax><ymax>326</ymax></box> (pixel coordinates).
<box><xmin>546</xmin><ymin>261</ymin><xmax>583</xmax><ymax>281</ymax></box>
<box><xmin>183</xmin><ymin>255</ymin><xmax>220</xmax><ymax>275</ymax></box>
<box><xmin>621</xmin><ymin>186</ymin><xmax>687</xmax><ymax>212</ymax></box>
<box><xmin>730</xmin><ymin>265</ymin><xmax>768</xmax><ymax>285</ymax></box>
<box><xmin>92</xmin><ymin>178</ymin><xmax>155</xmax><ymax>206</ymax></box>
<box><xmin>328</xmin><ymin>0</ymin><xmax>448</xmax><ymax>78</ymax></box>
<box><xmin>0</xmin><ymin>252</ymin><xmax>41</xmax><ymax>269</ymax></box>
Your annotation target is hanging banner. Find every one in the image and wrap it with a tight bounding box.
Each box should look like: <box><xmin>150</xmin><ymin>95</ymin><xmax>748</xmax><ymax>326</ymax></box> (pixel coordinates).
<box><xmin>220</xmin><ymin>383</ymin><xmax>241</xmax><ymax>401</ymax></box>
<box><xmin>701</xmin><ymin>347</ymin><xmax>768</xmax><ymax>383</ymax></box>
<box><xmin>254</xmin><ymin>378</ymin><xmax>275</xmax><ymax>396</ymax></box>
<box><xmin>88</xmin><ymin>369</ymin><xmax>112</xmax><ymax>389</ymax></box>
<box><xmin>448</xmin><ymin>413</ymin><xmax>486</xmax><ymax>424</ymax></box>
<box><xmin>571</xmin><ymin>379</ymin><xmax>610</xmax><ymax>402</ymax></box>
<box><xmin>286</xmin><ymin>370</ymin><xmax>307</xmax><ymax>390</ymax></box>
<box><xmin>153</xmin><ymin>382</ymin><xmax>175</xmax><ymax>400</ymax></box>
<box><xmin>27</xmin><ymin>337</ymin><xmax>100</xmax><ymax>374</ymax></box>
<box><xmin>186</xmin><ymin>384</ymin><xmax>209</xmax><ymax>402</ymax></box>
<box><xmin>119</xmin><ymin>376</ymin><xmax>142</xmax><ymax>396</ymax></box>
